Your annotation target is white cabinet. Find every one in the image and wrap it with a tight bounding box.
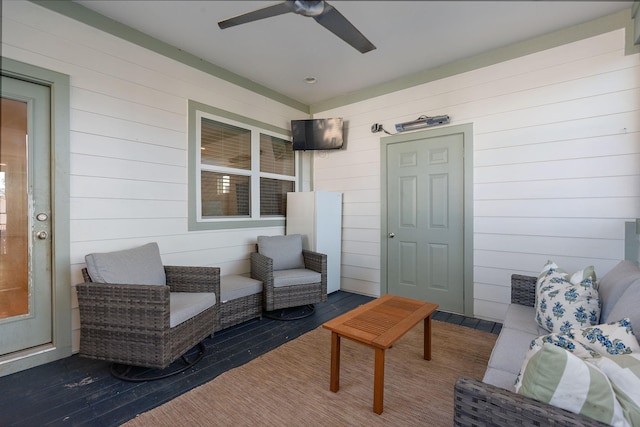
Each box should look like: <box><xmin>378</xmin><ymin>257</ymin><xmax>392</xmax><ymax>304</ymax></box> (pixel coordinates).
<box><xmin>286</xmin><ymin>191</ymin><xmax>342</xmax><ymax>294</ymax></box>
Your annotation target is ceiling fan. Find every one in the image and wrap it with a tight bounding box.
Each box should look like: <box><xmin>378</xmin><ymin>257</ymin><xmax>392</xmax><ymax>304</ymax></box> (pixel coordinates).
<box><xmin>218</xmin><ymin>0</ymin><xmax>376</xmax><ymax>54</ymax></box>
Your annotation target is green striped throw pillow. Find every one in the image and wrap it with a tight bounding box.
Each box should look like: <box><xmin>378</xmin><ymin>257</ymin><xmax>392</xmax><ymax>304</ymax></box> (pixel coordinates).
<box><xmin>518</xmin><ymin>343</ymin><xmax>627</xmax><ymax>426</ymax></box>
<box><xmin>588</xmin><ymin>353</ymin><xmax>640</xmax><ymax>426</ymax></box>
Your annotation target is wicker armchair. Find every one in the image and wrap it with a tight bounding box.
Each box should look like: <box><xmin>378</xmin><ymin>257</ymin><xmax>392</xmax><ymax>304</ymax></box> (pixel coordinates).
<box><xmin>250</xmin><ymin>234</ymin><xmax>327</xmax><ymax>313</ymax></box>
<box><xmin>76</xmin><ymin>244</ymin><xmax>220</xmax><ymax>379</ymax></box>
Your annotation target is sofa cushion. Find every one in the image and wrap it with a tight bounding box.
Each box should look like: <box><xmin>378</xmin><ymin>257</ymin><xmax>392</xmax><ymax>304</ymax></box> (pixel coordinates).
<box><xmin>483</xmin><ymin>304</ymin><xmax>548</xmax><ymax>390</ymax></box>
<box><xmin>587</xmin><ymin>353</ymin><xmax>640</xmax><ymax>426</ymax></box>
<box><xmin>85</xmin><ymin>242</ymin><xmax>166</xmax><ymax>285</ymax></box>
<box><xmin>503</xmin><ymin>303</ymin><xmax>549</xmax><ymax>336</ymax></box>
<box><xmin>535</xmin><ymin>261</ymin><xmax>599</xmax><ymax>333</ymax></box>
<box><xmin>606</xmin><ymin>280</ymin><xmax>640</xmax><ymax>346</ymax></box>
<box><xmin>482</xmin><ymin>367</ymin><xmax>519</xmax><ymax>391</ymax></box>
<box><xmin>220</xmin><ymin>275</ymin><xmax>263</xmax><ymax>302</ymax></box>
<box><xmin>517</xmin><ymin>344</ymin><xmax>626</xmax><ymax>426</ymax></box>
<box><xmin>484</xmin><ymin>326</ymin><xmax>541</xmax><ymax>390</ymax></box>
<box><xmin>257</xmin><ymin>234</ymin><xmax>305</xmax><ymax>271</ymax></box>
<box><xmin>599</xmin><ymin>261</ymin><xmax>640</xmax><ymax>322</ymax></box>
<box><xmin>170</xmin><ymin>292</ymin><xmax>217</xmax><ymax>328</ymax></box>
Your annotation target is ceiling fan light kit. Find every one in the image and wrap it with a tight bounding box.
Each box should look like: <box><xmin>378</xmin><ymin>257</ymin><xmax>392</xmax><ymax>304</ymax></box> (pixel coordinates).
<box><xmin>218</xmin><ymin>0</ymin><xmax>376</xmax><ymax>54</ymax></box>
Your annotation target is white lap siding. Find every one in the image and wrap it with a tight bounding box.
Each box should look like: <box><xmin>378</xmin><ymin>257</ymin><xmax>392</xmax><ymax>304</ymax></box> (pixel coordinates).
<box><xmin>313</xmin><ymin>28</ymin><xmax>639</xmax><ymax>321</ymax></box>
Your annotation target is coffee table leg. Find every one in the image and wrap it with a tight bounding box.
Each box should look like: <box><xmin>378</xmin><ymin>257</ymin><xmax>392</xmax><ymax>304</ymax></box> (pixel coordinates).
<box><xmin>424</xmin><ymin>315</ymin><xmax>432</xmax><ymax>360</ymax></box>
<box><xmin>373</xmin><ymin>348</ymin><xmax>385</xmax><ymax>414</ymax></box>
<box><xmin>330</xmin><ymin>332</ymin><xmax>341</xmax><ymax>392</ymax></box>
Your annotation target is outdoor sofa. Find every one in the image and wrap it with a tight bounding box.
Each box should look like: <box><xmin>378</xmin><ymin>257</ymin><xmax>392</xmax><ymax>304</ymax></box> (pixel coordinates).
<box><xmin>454</xmin><ymin>260</ymin><xmax>640</xmax><ymax>427</ymax></box>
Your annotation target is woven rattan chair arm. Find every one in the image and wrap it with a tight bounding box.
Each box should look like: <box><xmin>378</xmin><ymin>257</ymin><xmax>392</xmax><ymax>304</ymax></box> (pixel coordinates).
<box><xmin>250</xmin><ymin>252</ymin><xmax>274</xmax><ymax>285</ymax></box>
<box><xmin>511</xmin><ymin>274</ymin><xmax>537</xmax><ymax>307</ymax></box>
<box><xmin>81</xmin><ymin>268</ymin><xmax>91</xmax><ymax>282</ymax></box>
<box><xmin>302</xmin><ymin>250</ymin><xmax>327</xmax><ymax>274</ymax></box>
<box><xmin>76</xmin><ymin>282</ymin><xmax>170</xmax><ymax>330</ymax></box>
<box><xmin>165</xmin><ymin>265</ymin><xmax>220</xmax><ymax>296</ymax></box>
<box><xmin>453</xmin><ymin>376</ymin><xmax>609</xmax><ymax>427</ymax></box>
<box><xmin>250</xmin><ymin>251</ymin><xmax>275</xmax><ymax>309</ymax></box>
<box><xmin>303</xmin><ymin>250</ymin><xmax>328</xmax><ymax>298</ymax></box>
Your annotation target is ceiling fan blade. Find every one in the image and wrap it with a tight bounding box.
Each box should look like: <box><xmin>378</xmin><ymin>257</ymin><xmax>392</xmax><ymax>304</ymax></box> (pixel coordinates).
<box><xmin>313</xmin><ymin>2</ymin><xmax>376</xmax><ymax>54</ymax></box>
<box><xmin>218</xmin><ymin>2</ymin><xmax>292</xmax><ymax>29</ymax></box>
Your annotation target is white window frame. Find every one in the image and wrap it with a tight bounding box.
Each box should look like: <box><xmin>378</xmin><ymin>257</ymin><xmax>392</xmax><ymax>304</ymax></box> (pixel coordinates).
<box><xmin>188</xmin><ymin>100</ymin><xmax>298</xmax><ymax>231</ymax></box>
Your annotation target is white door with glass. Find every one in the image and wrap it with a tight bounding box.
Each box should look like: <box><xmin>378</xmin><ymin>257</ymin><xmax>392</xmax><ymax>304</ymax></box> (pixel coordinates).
<box><xmin>0</xmin><ymin>76</ymin><xmax>53</xmax><ymax>357</ymax></box>
<box><xmin>386</xmin><ymin>132</ymin><xmax>464</xmax><ymax>313</ymax></box>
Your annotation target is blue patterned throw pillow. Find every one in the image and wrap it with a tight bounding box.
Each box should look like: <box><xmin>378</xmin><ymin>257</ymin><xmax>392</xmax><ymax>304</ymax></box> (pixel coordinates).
<box><xmin>574</xmin><ymin>318</ymin><xmax>640</xmax><ymax>356</ymax></box>
<box><xmin>535</xmin><ymin>261</ymin><xmax>600</xmax><ymax>333</ymax></box>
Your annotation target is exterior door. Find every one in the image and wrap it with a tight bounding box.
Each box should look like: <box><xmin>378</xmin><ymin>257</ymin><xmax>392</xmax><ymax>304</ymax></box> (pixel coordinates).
<box><xmin>0</xmin><ymin>76</ymin><xmax>53</xmax><ymax>356</ymax></box>
<box><xmin>386</xmin><ymin>132</ymin><xmax>464</xmax><ymax>313</ymax></box>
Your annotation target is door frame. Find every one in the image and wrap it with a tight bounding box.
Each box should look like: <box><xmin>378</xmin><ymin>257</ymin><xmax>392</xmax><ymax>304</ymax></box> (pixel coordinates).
<box><xmin>0</xmin><ymin>58</ymin><xmax>71</xmax><ymax>376</ymax></box>
<box><xmin>380</xmin><ymin>123</ymin><xmax>474</xmax><ymax>316</ymax></box>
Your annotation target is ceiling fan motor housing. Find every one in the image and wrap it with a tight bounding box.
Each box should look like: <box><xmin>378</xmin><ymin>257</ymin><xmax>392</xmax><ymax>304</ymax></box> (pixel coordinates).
<box><xmin>291</xmin><ymin>0</ymin><xmax>325</xmax><ymax>17</ymax></box>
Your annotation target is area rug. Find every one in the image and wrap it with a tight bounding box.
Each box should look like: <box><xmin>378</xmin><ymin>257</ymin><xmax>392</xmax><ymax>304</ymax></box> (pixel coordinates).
<box><xmin>123</xmin><ymin>320</ymin><xmax>496</xmax><ymax>427</ymax></box>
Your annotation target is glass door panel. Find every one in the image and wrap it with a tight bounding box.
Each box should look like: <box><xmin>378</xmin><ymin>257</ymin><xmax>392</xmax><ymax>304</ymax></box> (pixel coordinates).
<box><xmin>0</xmin><ymin>97</ymin><xmax>29</xmax><ymax>319</ymax></box>
<box><xmin>0</xmin><ymin>75</ymin><xmax>52</xmax><ymax>357</ymax></box>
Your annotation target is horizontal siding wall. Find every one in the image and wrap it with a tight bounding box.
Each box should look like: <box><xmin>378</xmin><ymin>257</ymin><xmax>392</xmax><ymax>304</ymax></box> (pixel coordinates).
<box><xmin>313</xmin><ymin>29</ymin><xmax>640</xmax><ymax>322</ymax></box>
<box><xmin>3</xmin><ymin>1</ymin><xmax>308</xmax><ymax>351</ymax></box>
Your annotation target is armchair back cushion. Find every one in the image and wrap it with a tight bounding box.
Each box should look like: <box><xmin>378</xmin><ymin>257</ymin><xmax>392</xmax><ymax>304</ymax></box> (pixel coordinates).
<box><xmin>85</xmin><ymin>242</ymin><xmax>166</xmax><ymax>285</ymax></box>
<box><xmin>257</xmin><ymin>234</ymin><xmax>305</xmax><ymax>271</ymax></box>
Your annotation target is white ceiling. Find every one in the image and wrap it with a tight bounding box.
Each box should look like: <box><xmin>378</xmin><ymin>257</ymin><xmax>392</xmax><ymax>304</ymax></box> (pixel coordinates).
<box><xmin>74</xmin><ymin>1</ymin><xmax>632</xmax><ymax>106</ymax></box>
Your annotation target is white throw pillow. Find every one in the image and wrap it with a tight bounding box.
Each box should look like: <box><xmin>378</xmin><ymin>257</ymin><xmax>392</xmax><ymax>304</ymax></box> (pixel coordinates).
<box><xmin>517</xmin><ymin>343</ymin><xmax>627</xmax><ymax>426</ymax></box>
<box><xmin>535</xmin><ymin>260</ymin><xmax>600</xmax><ymax>333</ymax></box>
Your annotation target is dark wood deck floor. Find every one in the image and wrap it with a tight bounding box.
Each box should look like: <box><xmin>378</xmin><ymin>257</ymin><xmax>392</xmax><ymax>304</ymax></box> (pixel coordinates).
<box><xmin>0</xmin><ymin>291</ymin><xmax>501</xmax><ymax>426</ymax></box>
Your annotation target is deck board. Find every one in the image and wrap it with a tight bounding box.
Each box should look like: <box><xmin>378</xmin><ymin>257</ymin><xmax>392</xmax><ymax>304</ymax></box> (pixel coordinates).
<box><xmin>0</xmin><ymin>291</ymin><xmax>500</xmax><ymax>426</ymax></box>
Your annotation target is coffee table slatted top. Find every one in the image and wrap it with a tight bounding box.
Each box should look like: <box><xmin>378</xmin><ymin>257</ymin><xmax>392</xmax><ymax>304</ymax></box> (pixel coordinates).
<box><xmin>323</xmin><ymin>295</ymin><xmax>439</xmax><ymax>349</ymax></box>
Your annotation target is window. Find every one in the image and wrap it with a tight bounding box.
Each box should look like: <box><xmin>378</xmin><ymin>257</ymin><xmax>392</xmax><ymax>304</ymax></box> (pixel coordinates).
<box><xmin>188</xmin><ymin>101</ymin><xmax>297</xmax><ymax>230</ymax></box>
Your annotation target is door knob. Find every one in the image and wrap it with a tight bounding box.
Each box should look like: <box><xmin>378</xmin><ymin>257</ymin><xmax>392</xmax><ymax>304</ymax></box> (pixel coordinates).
<box><xmin>388</xmin><ymin>233</ymin><xmax>395</xmax><ymax>238</ymax></box>
<box><xmin>36</xmin><ymin>231</ymin><xmax>48</xmax><ymax>240</ymax></box>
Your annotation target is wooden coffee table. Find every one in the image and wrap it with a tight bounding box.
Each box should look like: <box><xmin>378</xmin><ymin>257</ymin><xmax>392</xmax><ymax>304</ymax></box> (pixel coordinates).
<box><xmin>322</xmin><ymin>294</ymin><xmax>439</xmax><ymax>414</ymax></box>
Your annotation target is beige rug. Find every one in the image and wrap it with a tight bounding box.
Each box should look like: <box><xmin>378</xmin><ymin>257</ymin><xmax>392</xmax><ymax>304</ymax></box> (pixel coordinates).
<box><xmin>123</xmin><ymin>321</ymin><xmax>496</xmax><ymax>427</ymax></box>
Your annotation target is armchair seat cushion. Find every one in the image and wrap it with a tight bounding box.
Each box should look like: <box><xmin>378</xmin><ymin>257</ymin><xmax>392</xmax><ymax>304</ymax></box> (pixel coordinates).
<box><xmin>273</xmin><ymin>269</ymin><xmax>321</xmax><ymax>288</ymax></box>
<box><xmin>85</xmin><ymin>242</ymin><xmax>166</xmax><ymax>285</ymax></box>
<box><xmin>170</xmin><ymin>292</ymin><xmax>217</xmax><ymax>328</ymax></box>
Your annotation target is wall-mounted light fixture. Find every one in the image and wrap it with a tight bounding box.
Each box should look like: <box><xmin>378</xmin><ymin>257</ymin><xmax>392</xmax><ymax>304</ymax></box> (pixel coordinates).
<box><xmin>395</xmin><ymin>115</ymin><xmax>450</xmax><ymax>132</ymax></box>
